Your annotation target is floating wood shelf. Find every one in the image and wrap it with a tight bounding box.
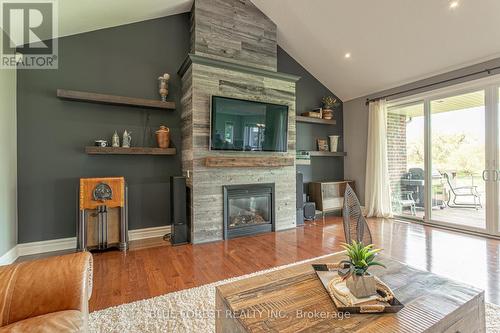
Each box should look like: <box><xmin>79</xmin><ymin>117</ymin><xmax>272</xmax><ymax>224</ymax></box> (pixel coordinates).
<box><xmin>85</xmin><ymin>146</ymin><xmax>176</xmax><ymax>155</ymax></box>
<box><xmin>57</xmin><ymin>89</ymin><xmax>175</xmax><ymax>110</ymax></box>
<box><xmin>296</xmin><ymin>116</ymin><xmax>336</xmax><ymax>125</ymax></box>
<box><xmin>205</xmin><ymin>156</ymin><xmax>294</xmax><ymax>167</ymax></box>
<box><xmin>308</xmin><ymin>151</ymin><xmax>347</xmax><ymax>157</ymax></box>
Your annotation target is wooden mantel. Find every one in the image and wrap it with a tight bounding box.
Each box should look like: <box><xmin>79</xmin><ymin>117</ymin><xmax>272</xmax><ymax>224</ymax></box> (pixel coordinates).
<box><xmin>204</xmin><ymin>156</ymin><xmax>294</xmax><ymax>168</ymax></box>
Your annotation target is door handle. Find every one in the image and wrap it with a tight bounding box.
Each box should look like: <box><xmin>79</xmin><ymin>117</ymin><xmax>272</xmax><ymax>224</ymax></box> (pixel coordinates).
<box><xmin>495</xmin><ymin>170</ymin><xmax>499</xmax><ymax>182</ymax></box>
<box><xmin>482</xmin><ymin>170</ymin><xmax>489</xmax><ymax>181</ymax></box>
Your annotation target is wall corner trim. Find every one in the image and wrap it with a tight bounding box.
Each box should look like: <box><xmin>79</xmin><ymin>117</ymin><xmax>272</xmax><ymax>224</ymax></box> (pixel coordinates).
<box><xmin>0</xmin><ymin>225</ymin><xmax>172</xmax><ymax>266</ymax></box>
<box><xmin>178</xmin><ymin>53</ymin><xmax>301</xmax><ymax>82</ymax></box>
<box><xmin>0</xmin><ymin>246</ymin><xmax>18</xmax><ymax>266</ymax></box>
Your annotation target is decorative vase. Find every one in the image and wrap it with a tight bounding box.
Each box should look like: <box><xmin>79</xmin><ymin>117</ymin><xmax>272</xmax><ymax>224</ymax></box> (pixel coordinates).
<box><xmin>322</xmin><ymin>108</ymin><xmax>334</xmax><ymax>120</ymax></box>
<box><xmin>329</xmin><ymin>135</ymin><xmax>339</xmax><ymax>152</ymax></box>
<box><xmin>155</xmin><ymin>125</ymin><xmax>170</xmax><ymax>148</ymax></box>
<box><xmin>346</xmin><ymin>273</ymin><xmax>377</xmax><ymax>298</ymax></box>
<box><xmin>122</xmin><ymin>130</ymin><xmax>132</xmax><ymax>148</ymax></box>
<box><xmin>158</xmin><ymin>73</ymin><xmax>170</xmax><ymax>102</ymax></box>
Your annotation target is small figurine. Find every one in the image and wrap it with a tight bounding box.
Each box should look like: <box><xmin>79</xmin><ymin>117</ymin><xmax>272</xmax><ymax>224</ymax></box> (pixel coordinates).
<box><xmin>158</xmin><ymin>73</ymin><xmax>170</xmax><ymax>102</ymax></box>
<box><xmin>122</xmin><ymin>130</ymin><xmax>132</xmax><ymax>148</ymax></box>
<box><xmin>112</xmin><ymin>131</ymin><xmax>120</xmax><ymax>147</ymax></box>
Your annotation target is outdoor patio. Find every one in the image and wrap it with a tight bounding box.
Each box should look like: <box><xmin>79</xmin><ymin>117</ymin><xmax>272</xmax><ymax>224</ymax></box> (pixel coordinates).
<box><xmin>403</xmin><ymin>205</ymin><xmax>486</xmax><ymax>230</ymax></box>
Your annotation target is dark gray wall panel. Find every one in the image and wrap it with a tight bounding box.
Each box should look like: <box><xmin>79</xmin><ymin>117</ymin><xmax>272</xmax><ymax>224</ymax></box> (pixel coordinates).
<box><xmin>277</xmin><ymin>46</ymin><xmax>344</xmax><ymax>184</ymax></box>
<box><xmin>16</xmin><ymin>15</ymin><xmax>343</xmax><ymax>243</ymax></box>
<box><xmin>17</xmin><ymin>15</ymin><xmax>190</xmax><ymax>243</ymax></box>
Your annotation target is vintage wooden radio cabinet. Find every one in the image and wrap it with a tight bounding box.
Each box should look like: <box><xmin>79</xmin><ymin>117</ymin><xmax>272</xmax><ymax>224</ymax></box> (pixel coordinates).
<box><xmin>77</xmin><ymin>177</ymin><xmax>128</xmax><ymax>251</ymax></box>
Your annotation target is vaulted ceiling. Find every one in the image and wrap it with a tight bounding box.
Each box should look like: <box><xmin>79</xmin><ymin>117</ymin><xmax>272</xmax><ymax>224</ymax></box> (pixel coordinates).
<box><xmin>56</xmin><ymin>0</ymin><xmax>500</xmax><ymax>101</ymax></box>
<box><xmin>57</xmin><ymin>0</ymin><xmax>191</xmax><ymax>37</ymax></box>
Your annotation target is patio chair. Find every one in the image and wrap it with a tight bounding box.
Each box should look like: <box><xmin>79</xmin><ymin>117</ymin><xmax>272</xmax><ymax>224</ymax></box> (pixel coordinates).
<box><xmin>442</xmin><ymin>172</ymin><xmax>482</xmax><ymax>210</ymax></box>
<box><xmin>393</xmin><ymin>190</ymin><xmax>417</xmax><ymax>216</ymax></box>
<box><xmin>343</xmin><ymin>184</ymin><xmax>372</xmax><ymax>245</ymax></box>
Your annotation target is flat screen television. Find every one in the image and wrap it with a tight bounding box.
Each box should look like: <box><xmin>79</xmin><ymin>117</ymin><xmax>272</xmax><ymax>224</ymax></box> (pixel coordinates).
<box><xmin>210</xmin><ymin>96</ymin><xmax>289</xmax><ymax>152</ymax></box>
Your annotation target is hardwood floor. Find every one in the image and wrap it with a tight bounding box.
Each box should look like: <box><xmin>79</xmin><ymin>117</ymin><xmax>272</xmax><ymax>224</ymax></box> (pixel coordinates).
<box><xmin>88</xmin><ymin>216</ymin><xmax>500</xmax><ymax>312</ymax></box>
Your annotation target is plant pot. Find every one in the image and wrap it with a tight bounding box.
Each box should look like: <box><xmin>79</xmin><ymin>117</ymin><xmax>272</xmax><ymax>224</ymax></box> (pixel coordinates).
<box><xmin>156</xmin><ymin>125</ymin><xmax>170</xmax><ymax>148</ymax></box>
<box><xmin>346</xmin><ymin>273</ymin><xmax>377</xmax><ymax>298</ymax></box>
<box><xmin>322</xmin><ymin>108</ymin><xmax>334</xmax><ymax>120</ymax></box>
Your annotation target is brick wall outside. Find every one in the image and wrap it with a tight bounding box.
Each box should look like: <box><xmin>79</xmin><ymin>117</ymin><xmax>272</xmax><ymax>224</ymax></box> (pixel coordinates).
<box><xmin>387</xmin><ymin>112</ymin><xmax>407</xmax><ymax>212</ymax></box>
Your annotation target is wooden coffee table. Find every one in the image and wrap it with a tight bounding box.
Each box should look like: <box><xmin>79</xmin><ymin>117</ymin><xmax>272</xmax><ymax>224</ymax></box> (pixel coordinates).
<box><xmin>215</xmin><ymin>253</ymin><xmax>485</xmax><ymax>332</ymax></box>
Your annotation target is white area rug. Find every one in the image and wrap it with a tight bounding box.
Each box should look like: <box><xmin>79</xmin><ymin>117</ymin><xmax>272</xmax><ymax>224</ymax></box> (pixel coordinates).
<box><xmin>90</xmin><ymin>253</ymin><xmax>500</xmax><ymax>332</ymax></box>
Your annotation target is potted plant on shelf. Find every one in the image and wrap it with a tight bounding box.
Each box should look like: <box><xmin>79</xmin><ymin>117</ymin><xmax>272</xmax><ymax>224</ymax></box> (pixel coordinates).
<box><xmin>339</xmin><ymin>241</ymin><xmax>386</xmax><ymax>298</ymax></box>
<box><xmin>321</xmin><ymin>96</ymin><xmax>339</xmax><ymax>120</ymax></box>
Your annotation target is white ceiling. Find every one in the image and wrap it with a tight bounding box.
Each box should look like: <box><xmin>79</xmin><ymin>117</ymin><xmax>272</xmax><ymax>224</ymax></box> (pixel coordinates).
<box><xmin>252</xmin><ymin>0</ymin><xmax>500</xmax><ymax>101</ymax></box>
<box><xmin>55</xmin><ymin>0</ymin><xmax>500</xmax><ymax>101</ymax></box>
<box><xmin>57</xmin><ymin>0</ymin><xmax>191</xmax><ymax>38</ymax></box>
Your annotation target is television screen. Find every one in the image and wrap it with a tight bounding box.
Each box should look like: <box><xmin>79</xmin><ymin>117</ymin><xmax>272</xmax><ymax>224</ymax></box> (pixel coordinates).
<box><xmin>210</xmin><ymin>96</ymin><xmax>289</xmax><ymax>152</ymax></box>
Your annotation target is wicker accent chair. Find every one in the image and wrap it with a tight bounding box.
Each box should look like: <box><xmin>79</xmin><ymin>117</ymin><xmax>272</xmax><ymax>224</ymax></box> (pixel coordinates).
<box><xmin>343</xmin><ymin>184</ymin><xmax>373</xmax><ymax>245</ymax></box>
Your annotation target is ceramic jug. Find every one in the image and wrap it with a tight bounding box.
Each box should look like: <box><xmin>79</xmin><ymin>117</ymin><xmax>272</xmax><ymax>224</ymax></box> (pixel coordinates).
<box><xmin>156</xmin><ymin>125</ymin><xmax>170</xmax><ymax>148</ymax></box>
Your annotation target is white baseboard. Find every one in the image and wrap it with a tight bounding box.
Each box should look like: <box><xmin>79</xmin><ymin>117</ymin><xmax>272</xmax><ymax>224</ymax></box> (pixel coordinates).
<box><xmin>0</xmin><ymin>246</ymin><xmax>19</xmax><ymax>266</ymax></box>
<box><xmin>0</xmin><ymin>225</ymin><xmax>172</xmax><ymax>266</ymax></box>
<box><xmin>129</xmin><ymin>225</ymin><xmax>171</xmax><ymax>241</ymax></box>
<box><xmin>17</xmin><ymin>237</ymin><xmax>77</xmax><ymax>257</ymax></box>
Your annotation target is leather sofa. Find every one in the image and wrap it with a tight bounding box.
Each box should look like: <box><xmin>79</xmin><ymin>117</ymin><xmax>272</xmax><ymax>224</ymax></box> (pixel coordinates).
<box><xmin>0</xmin><ymin>252</ymin><xmax>93</xmax><ymax>332</ymax></box>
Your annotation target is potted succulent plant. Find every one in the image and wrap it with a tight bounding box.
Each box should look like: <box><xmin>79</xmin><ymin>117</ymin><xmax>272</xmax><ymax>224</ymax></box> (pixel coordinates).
<box><xmin>339</xmin><ymin>241</ymin><xmax>386</xmax><ymax>298</ymax></box>
<box><xmin>321</xmin><ymin>96</ymin><xmax>339</xmax><ymax>120</ymax></box>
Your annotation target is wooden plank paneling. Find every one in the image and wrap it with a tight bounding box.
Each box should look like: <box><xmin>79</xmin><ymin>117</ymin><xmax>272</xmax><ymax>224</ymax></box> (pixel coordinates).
<box><xmin>192</xmin><ymin>63</ymin><xmax>297</xmax><ymax>243</ymax></box>
<box><xmin>180</xmin><ymin>0</ymin><xmax>298</xmax><ymax>244</ymax></box>
<box><xmin>205</xmin><ymin>156</ymin><xmax>294</xmax><ymax>167</ymax></box>
<box><xmin>181</xmin><ymin>62</ymin><xmax>297</xmax><ymax>243</ymax></box>
<box><xmin>192</xmin><ymin>0</ymin><xmax>277</xmax><ymax>71</ymax></box>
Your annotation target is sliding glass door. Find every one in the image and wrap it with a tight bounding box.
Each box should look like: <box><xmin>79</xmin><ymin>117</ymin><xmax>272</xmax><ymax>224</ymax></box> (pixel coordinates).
<box><xmin>429</xmin><ymin>90</ymin><xmax>486</xmax><ymax>231</ymax></box>
<box><xmin>387</xmin><ymin>77</ymin><xmax>500</xmax><ymax>237</ymax></box>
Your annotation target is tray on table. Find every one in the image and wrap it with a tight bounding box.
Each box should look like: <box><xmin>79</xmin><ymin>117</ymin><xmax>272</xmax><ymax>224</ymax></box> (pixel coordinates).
<box><xmin>312</xmin><ymin>263</ymin><xmax>404</xmax><ymax>314</ymax></box>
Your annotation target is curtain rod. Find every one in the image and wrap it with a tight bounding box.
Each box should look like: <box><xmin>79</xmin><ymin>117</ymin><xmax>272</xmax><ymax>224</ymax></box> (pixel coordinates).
<box><xmin>365</xmin><ymin>65</ymin><xmax>500</xmax><ymax>105</ymax></box>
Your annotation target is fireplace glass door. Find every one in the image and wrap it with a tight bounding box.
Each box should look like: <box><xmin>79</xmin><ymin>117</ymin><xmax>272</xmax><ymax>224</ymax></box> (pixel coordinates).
<box><xmin>228</xmin><ymin>195</ymin><xmax>270</xmax><ymax>228</ymax></box>
<box><xmin>223</xmin><ymin>184</ymin><xmax>275</xmax><ymax>239</ymax></box>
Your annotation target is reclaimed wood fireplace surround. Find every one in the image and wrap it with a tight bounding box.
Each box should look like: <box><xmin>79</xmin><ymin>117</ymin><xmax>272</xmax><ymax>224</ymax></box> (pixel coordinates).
<box><xmin>179</xmin><ymin>0</ymin><xmax>300</xmax><ymax>243</ymax></box>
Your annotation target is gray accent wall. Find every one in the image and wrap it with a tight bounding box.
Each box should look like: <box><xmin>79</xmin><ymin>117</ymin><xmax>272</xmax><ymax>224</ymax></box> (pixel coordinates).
<box><xmin>277</xmin><ymin>47</ymin><xmax>344</xmax><ymax>183</ymax></box>
<box><xmin>17</xmin><ymin>15</ymin><xmax>190</xmax><ymax>243</ymax></box>
<box><xmin>344</xmin><ymin>57</ymin><xmax>500</xmax><ymax>205</ymax></box>
<box><xmin>16</xmin><ymin>13</ymin><xmax>344</xmax><ymax>243</ymax></box>
<box><xmin>0</xmin><ymin>69</ymin><xmax>17</xmax><ymax>257</ymax></box>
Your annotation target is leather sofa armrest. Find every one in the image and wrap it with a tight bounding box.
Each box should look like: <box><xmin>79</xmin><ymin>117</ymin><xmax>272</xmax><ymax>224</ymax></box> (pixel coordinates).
<box><xmin>0</xmin><ymin>252</ymin><xmax>93</xmax><ymax>327</ymax></box>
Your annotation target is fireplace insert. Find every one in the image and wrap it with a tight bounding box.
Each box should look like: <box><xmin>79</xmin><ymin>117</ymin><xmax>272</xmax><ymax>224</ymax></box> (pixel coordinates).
<box><xmin>223</xmin><ymin>183</ymin><xmax>275</xmax><ymax>239</ymax></box>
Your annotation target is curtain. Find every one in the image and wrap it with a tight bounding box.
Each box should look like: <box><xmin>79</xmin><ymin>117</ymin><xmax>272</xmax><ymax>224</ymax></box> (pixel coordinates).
<box><xmin>364</xmin><ymin>99</ymin><xmax>393</xmax><ymax>218</ymax></box>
